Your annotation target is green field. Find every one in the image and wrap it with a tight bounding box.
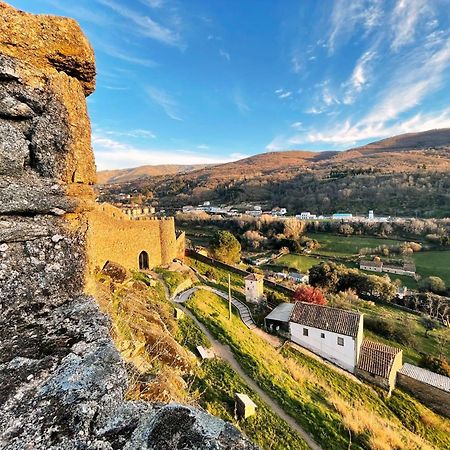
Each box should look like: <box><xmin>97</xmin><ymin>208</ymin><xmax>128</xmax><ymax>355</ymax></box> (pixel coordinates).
<box><xmin>308</xmin><ymin>232</ymin><xmax>401</xmax><ymax>257</ymax></box>
<box><xmin>274</xmin><ymin>253</ymin><xmax>325</xmax><ymax>272</ymax></box>
<box><xmin>186</xmin><ymin>290</ymin><xmax>450</xmax><ymax>450</ymax></box>
<box><xmin>413</xmin><ymin>251</ymin><xmax>450</xmax><ymax>285</ymax></box>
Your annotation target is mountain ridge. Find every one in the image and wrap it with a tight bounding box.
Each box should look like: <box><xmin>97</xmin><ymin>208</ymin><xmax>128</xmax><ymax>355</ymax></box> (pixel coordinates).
<box><xmin>98</xmin><ymin>128</ymin><xmax>450</xmax><ymax>217</ymax></box>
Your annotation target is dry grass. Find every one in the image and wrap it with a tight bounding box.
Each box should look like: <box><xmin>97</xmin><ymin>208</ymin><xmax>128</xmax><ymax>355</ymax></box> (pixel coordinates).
<box><xmin>94</xmin><ymin>274</ymin><xmax>197</xmax><ymax>404</ymax></box>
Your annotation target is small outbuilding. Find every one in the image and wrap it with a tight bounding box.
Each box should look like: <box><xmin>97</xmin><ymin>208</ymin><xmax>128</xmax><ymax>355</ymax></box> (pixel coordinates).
<box><xmin>235</xmin><ymin>393</ymin><xmax>257</xmax><ymax>419</ymax></box>
<box><xmin>264</xmin><ymin>302</ymin><xmax>294</xmax><ymax>337</ymax></box>
<box><xmin>356</xmin><ymin>340</ymin><xmax>403</xmax><ymax>394</ymax></box>
<box><xmin>397</xmin><ymin>363</ymin><xmax>450</xmax><ymax>418</ymax></box>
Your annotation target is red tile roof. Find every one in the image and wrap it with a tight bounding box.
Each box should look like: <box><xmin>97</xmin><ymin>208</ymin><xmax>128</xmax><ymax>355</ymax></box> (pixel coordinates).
<box><xmin>289</xmin><ymin>302</ymin><xmax>362</xmax><ymax>337</ymax></box>
<box><xmin>357</xmin><ymin>340</ymin><xmax>402</xmax><ymax>378</ymax></box>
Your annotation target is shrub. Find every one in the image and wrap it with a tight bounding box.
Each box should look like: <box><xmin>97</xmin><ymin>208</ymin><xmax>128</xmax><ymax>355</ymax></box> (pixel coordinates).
<box><xmin>210</xmin><ymin>230</ymin><xmax>241</xmax><ymax>264</ymax></box>
<box><xmin>292</xmin><ymin>285</ymin><xmax>327</xmax><ymax>305</ymax></box>
<box><xmin>420</xmin><ymin>354</ymin><xmax>450</xmax><ymax>377</ymax></box>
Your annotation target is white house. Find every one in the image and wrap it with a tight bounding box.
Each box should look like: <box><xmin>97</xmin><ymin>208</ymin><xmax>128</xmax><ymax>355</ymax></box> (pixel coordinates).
<box><xmin>244</xmin><ymin>273</ymin><xmax>264</xmax><ymax>303</ymax></box>
<box><xmin>360</xmin><ymin>260</ymin><xmax>383</xmax><ymax>272</ymax></box>
<box><xmin>297</xmin><ymin>212</ymin><xmax>317</xmax><ymax>220</ymax></box>
<box><xmin>289</xmin><ymin>302</ymin><xmax>364</xmax><ymax>372</ymax></box>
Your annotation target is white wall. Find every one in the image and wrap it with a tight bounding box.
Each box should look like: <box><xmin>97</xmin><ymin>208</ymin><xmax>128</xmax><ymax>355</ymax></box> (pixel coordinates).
<box><xmin>290</xmin><ymin>322</ymin><xmax>358</xmax><ymax>372</ymax></box>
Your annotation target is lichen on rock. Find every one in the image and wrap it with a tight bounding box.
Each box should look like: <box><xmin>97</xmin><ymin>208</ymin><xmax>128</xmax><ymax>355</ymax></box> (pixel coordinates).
<box><xmin>0</xmin><ymin>2</ymin><xmax>257</xmax><ymax>449</ymax></box>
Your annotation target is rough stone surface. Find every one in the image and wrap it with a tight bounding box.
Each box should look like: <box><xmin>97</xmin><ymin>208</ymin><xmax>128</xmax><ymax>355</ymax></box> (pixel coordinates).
<box><xmin>0</xmin><ymin>3</ymin><xmax>257</xmax><ymax>449</ymax></box>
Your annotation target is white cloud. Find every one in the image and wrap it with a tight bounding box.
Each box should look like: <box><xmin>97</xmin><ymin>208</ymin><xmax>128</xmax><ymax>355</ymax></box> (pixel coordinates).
<box><xmin>328</xmin><ymin>0</ymin><xmax>383</xmax><ymax>53</ymax></box>
<box><xmin>219</xmin><ymin>49</ymin><xmax>231</xmax><ymax>61</ymax></box>
<box><xmin>390</xmin><ymin>0</ymin><xmax>431</xmax><ymax>51</ymax></box>
<box><xmin>280</xmin><ymin>91</ymin><xmax>292</xmax><ymax>99</ymax></box>
<box><xmin>291</xmin><ymin>122</ymin><xmax>303</xmax><ymax>129</ymax></box>
<box><xmin>291</xmin><ymin>55</ymin><xmax>302</xmax><ymax>74</ymax></box>
<box><xmin>197</xmin><ymin>144</ymin><xmax>209</xmax><ymax>150</ymax></box>
<box><xmin>276</xmin><ymin>108</ymin><xmax>450</xmax><ymax>148</ymax></box>
<box><xmin>147</xmin><ymin>87</ymin><xmax>183</xmax><ymax>121</ymax></box>
<box><xmin>99</xmin><ymin>45</ymin><xmax>158</xmax><ymax>67</ymax></box>
<box><xmin>275</xmin><ymin>89</ymin><xmax>293</xmax><ymax>99</ymax></box>
<box><xmin>139</xmin><ymin>0</ymin><xmax>164</xmax><ymax>8</ymax></box>
<box><xmin>92</xmin><ymin>133</ymin><xmax>241</xmax><ymax>170</ymax></box>
<box><xmin>95</xmin><ymin>127</ymin><xmax>157</xmax><ymax>139</ymax></box>
<box><xmin>363</xmin><ymin>36</ymin><xmax>450</xmax><ymax>124</ymax></box>
<box><xmin>97</xmin><ymin>0</ymin><xmax>181</xmax><ymax>47</ymax></box>
<box><xmin>343</xmin><ymin>50</ymin><xmax>376</xmax><ymax>104</ymax></box>
<box><xmin>233</xmin><ymin>89</ymin><xmax>250</xmax><ymax>115</ymax></box>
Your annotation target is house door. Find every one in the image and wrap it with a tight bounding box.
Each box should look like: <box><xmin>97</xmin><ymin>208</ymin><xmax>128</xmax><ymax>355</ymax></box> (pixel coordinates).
<box><xmin>139</xmin><ymin>251</ymin><xmax>149</xmax><ymax>270</ymax></box>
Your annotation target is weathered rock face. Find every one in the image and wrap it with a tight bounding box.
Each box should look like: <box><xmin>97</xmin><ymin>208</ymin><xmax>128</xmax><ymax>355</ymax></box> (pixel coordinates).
<box><xmin>0</xmin><ymin>2</ymin><xmax>257</xmax><ymax>449</ymax></box>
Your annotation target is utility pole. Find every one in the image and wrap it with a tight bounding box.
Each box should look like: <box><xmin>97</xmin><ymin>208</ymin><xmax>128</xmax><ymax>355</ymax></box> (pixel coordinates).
<box><xmin>228</xmin><ymin>274</ymin><xmax>232</xmax><ymax>321</ymax></box>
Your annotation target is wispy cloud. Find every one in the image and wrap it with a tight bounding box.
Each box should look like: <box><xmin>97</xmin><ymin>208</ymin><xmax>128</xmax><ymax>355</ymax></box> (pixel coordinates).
<box><xmin>233</xmin><ymin>89</ymin><xmax>250</xmax><ymax>115</ymax></box>
<box><xmin>328</xmin><ymin>0</ymin><xmax>383</xmax><ymax>53</ymax></box>
<box><xmin>139</xmin><ymin>0</ymin><xmax>164</xmax><ymax>8</ymax></box>
<box><xmin>363</xmin><ymin>36</ymin><xmax>450</xmax><ymax>124</ymax></box>
<box><xmin>291</xmin><ymin>54</ymin><xmax>302</xmax><ymax>74</ymax></box>
<box><xmin>343</xmin><ymin>50</ymin><xmax>376</xmax><ymax>104</ymax></box>
<box><xmin>95</xmin><ymin>128</ymin><xmax>157</xmax><ymax>139</ymax></box>
<box><xmin>92</xmin><ymin>133</ymin><xmax>239</xmax><ymax>170</ymax></box>
<box><xmin>98</xmin><ymin>44</ymin><xmax>159</xmax><ymax>67</ymax></box>
<box><xmin>390</xmin><ymin>0</ymin><xmax>431</xmax><ymax>51</ymax></box>
<box><xmin>97</xmin><ymin>0</ymin><xmax>182</xmax><ymax>47</ymax></box>
<box><xmin>219</xmin><ymin>49</ymin><xmax>231</xmax><ymax>61</ymax></box>
<box><xmin>275</xmin><ymin>88</ymin><xmax>292</xmax><ymax>99</ymax></box>
<box><xmin>147</xmin><ymin>87</ymin><xmax>183</xmax><ymax>121</ymax></box>
<box><xmin>299</xmin><ymin>109</ymin><xmax>450</xmax><ymax>146</ymax></box>
<box><xmin>291</xmin><ymin>122</ymin><xmax>303</xmax><ymax>130</ymax></box>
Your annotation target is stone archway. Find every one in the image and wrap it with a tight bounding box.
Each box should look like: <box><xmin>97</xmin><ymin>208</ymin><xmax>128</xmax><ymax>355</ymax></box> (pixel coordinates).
<box><xmin>139</xmin><ymin>251</ymin><xmax>149</xmax><ymax>270</ymax></box>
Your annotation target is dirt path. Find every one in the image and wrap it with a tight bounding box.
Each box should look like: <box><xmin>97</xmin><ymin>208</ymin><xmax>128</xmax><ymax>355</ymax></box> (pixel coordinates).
<box><xmin>161</xmin><ymin>279</ymin><xmax>321</xmax><ymax>449</ymax></box>
<box><xmin>177</xmin><ymin>303</ymin><xmax>321</xmax><ymax>450</ymax></box>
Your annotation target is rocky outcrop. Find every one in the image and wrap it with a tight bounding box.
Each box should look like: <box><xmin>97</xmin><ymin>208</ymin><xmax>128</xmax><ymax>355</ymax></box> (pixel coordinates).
<box><xmin>0</xmin><ymin>2</ymin><xmax>257</xmax><ymax>449</ymax></box>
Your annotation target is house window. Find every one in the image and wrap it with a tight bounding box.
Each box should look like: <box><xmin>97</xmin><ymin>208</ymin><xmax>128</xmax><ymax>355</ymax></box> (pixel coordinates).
<box><xmin>303</xmin><ymin>328</ymin><xmax>308</xmax><ymax>336</ymax></box>
<box><xmin>337</xmin><ymin>337</ymin><xmax>344</xmax><ymax>346</ymax></box>
<box><xmin>321</xmin><ymin>333</ymin><xmax>325</xmax><ymax>339</ymax></box>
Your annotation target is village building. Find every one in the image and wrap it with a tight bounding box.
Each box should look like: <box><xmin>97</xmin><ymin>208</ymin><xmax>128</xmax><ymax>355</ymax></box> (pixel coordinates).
<box><xmin>287</xmin><ymin>272</ymin><xmax>309</xmax><ymax>284</ymax></box>
<box><xmin>264</xmin><ymin>302</ymin><xmax>294</xmax><ymax>338</ymax></box>
<box><xmin>397</xmin><ymin>363</ymin><xmax>450</xmax><ymax>418</ymax></box>
<box><xmin>332</xmin><ymin>213</ymin><xmax>353</xmax><ymax>220</ymax></box>
<box><xmin>360</xmin><ymin>260</ymin><xmax>383</xmax><ymax>272</ymax></box>
<box><xmin>289</xmin><ymin>302</ymin><xmax>364</xmax><ymax>372</ymax></box>
<box><xmin>356</xmin><ymin>340</ymin><xmax>403</xmax><ymax>394</ymax></box>
<box><xmin>297</xmin><ymin>212</ymin><xmax>317</xmax><ymax>220</ymax></box>
<box><xmin>244</xmin><ymin>273</ymin><xmax>264</xmax><ymax>303</ymax></box>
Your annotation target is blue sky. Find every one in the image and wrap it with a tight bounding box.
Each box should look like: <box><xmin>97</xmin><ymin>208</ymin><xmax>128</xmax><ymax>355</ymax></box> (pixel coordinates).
<box><xmin>10</xmin><ymin>0</ymin><xmax>450</xmax><ymax>170</ymax></box>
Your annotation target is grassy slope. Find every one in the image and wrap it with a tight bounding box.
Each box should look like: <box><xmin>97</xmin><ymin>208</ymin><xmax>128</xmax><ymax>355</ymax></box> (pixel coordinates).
<box><xmin>186</xmin><ymin>290</ymin><xmax>450</xmax><ymax>450</ymax></box>
<box><xmin>193</xmin><ymin>359</ymin><xmax>309</xmax><ymax>450</ymax></box>
<box><xmin>308</xmin><ymin>232</ymin><xmax>401</xmax><ymax>257</ymax></box>
<box><xmin>413</xmin><ymin>250</ymin><xmax>450</xmax><ymax>285</ymax></box>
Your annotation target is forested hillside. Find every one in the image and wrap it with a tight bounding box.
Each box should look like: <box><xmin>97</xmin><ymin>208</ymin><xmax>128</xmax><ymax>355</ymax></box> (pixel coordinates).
<box><xmin>98</xmin><ymin>129</ymin><xmax>450</xmax><ymax>217</ymax></box>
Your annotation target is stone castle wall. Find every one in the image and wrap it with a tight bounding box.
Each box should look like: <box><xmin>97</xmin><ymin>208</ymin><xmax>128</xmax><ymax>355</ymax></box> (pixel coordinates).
<box><xmin>0</xmin><ymin>3</ymin><xmax>252</xmax><ymax>449</ymax></box>
<box><xmin>85</xmin><ymin>203</ymin><xmax>185</xmax><ymax>286</ymax></box>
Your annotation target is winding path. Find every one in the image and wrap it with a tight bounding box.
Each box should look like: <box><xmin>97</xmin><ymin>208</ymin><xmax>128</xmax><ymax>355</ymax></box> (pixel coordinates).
<box><xmin>173</xmin><ymin>287</ymin><xmax>321</xmax><ymax>450</ymax></box>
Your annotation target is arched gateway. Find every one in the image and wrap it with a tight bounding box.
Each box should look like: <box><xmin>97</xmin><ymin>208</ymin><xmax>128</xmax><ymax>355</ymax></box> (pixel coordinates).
<box><xmin>139</xmin><ymin>251</ymin><xmax>149</xmax><ymax>270</ymax></box>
